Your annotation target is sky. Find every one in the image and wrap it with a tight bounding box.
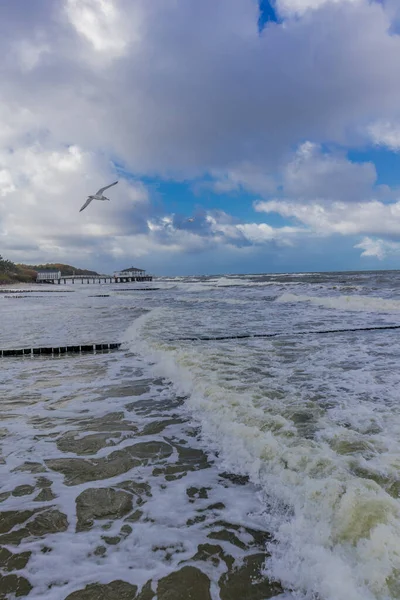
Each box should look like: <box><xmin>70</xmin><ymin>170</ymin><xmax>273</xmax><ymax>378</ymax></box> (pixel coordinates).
<box><xmin>1</xmin><ymin>0</ymin><xmax>400</xmax><ymax>276</ymax></box>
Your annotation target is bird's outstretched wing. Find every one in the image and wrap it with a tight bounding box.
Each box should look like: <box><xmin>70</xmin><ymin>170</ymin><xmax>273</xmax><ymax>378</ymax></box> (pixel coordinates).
<box><xmin>95</xmin><ymin>181</ymin><xmax>118</xmax><ymax>195</ymax></box>
<box><xmin>79</xmin><ymin>197</ymin><xmax>93</xmax><ymax>212</ymax></box>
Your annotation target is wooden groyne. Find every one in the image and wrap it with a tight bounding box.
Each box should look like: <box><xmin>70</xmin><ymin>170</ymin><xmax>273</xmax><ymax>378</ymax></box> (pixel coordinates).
<box><xmin>1</xmin><ymin>290</ymin><xmax>74</xmax><ymax>294</ymax></box>
<box><xmin>173</xmin><ymin>324</ymin><xmax>400</xmax><ymax>342</ymax></box>
<box><xmin>0</xmin><ymin>343</ymin><xmax>121</xmax><ymax>357</ymax></box>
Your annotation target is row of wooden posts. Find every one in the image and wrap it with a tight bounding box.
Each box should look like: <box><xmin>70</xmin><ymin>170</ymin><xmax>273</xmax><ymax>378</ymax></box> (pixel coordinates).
<box><xmin>0</xmin><ymin>343</ymin><xmax>121</xmax><ymax>357</ymax></box>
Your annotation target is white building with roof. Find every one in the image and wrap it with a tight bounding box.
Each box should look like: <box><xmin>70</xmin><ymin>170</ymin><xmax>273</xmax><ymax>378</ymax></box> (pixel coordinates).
<box><xmin>36</xmin><ymin>269</ymin><xmax>61</xmax><ymax>283</ymax></box>
<box><xmin>113</xmin><ymin>266</ymin><xmax>146</xmax><ymax>278</ymax></box>
<box><xmin>113</xmin><ymin>266</ymin><xmax>152</xmax><ymax>282</ymax></box>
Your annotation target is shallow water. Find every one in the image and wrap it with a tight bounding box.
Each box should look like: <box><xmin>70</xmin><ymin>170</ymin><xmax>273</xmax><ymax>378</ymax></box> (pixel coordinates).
<box><xmin>1</xmin><ymin>271</ymin><xmax>400</xmax><ymax>599</ymax></box>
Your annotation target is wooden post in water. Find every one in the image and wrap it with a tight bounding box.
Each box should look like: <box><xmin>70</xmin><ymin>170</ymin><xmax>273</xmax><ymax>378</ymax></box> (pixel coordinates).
<box><xmin>0</xmin><ymin>343</ymin><xmax>121</xmax><ymax>357</ymax></box>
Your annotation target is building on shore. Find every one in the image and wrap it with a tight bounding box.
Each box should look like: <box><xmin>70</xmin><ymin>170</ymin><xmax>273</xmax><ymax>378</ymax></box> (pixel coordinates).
<box><xmin>113</xmin><ymin>266</ymin><xmax>146</xmax><ymax>278</ymax></box>
<box><xmin>113</xmin><ymin>266</ymin><xmax>151</xmax><ymax>282</ymax></box>
<box><xmin>36</xmin><ymin>269</ymin><xmax>62</xmax><ymax>283</ymax></box>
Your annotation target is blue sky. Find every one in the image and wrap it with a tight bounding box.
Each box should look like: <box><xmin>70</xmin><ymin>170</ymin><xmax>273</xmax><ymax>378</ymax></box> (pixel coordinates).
<box><xmin>258</xmin><ymin>0</ymin><xmax>280</xmax><ymax>27</ymax></box>
<box><xmin>348</xmin><ymin>148</ymin><xmax>400</xmax><ymax>188</ymax></box>
<box><xmin>1</xmin><ymin>0</ymin><xmax>400</xmax><ymax>275</ymax></box>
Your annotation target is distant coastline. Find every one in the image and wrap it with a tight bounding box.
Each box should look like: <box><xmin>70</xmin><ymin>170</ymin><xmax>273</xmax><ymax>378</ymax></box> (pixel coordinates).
<box><xmin>0</xmin><ymin>255</ymin><xmax>98</xmax><ymax>285</ymax></box>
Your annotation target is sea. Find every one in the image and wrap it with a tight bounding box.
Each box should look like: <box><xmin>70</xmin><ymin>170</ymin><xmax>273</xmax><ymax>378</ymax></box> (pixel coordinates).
<box><xmin>1</xmin><ymin>270</ymin><xmax>400</xmax><ymax>600</ymax></box>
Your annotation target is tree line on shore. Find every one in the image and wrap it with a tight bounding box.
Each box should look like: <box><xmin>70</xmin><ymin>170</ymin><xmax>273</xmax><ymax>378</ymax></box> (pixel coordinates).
<box><xmin>0</xmin><ymin>255</ymin><xmax>98</xmax><ymax>284</ymax></box>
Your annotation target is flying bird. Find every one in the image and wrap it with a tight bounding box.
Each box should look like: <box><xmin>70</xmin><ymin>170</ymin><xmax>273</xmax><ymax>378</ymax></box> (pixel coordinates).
<box><xmin>79</xmin><ymin>181</ymin><xmax>118</xmax><ymax>212</ymax></box>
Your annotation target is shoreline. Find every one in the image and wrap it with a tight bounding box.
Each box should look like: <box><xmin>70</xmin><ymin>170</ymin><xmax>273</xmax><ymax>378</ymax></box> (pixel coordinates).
<box><xmin>0</xmin><ymin>342</ymin><xmax>280</xmax><ymax>600</ymax></box>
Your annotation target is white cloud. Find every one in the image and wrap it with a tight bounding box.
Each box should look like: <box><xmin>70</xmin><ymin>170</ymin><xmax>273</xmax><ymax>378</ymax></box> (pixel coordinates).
<box><xmin>145</xmin><ymin>211</ymin><xmax>302</xmax><ymax>253</ymax></box>
<box><xmin>1</xmin><ymin>0</ymin><xmax>399</xmax><ymax>175</ymax></box>
<box><xmin>368</xmin><ymin>120</ymin><xmax>400</xmax><ymax>151</ymax></box>
<box><xmin>1</xmin><ymin>0</ymin><xmax>400</xmax><ymax>270</ymax></box>
<box><xmin>276</xmin><ymin>0</ymin><xmax>361</xmax><ymax>18</ymax></box>
<box><xmin>206</xmin><ymin>218</ymin><xmax>300</xmax><ymax>245</ymax></box>
<box><xmin>0</xmin><ymin>140</ymin><xmax>152</xmax><ymax>264</ymax></box>
<box><xmin>283</xmin><ymin>142</ymin><xmax>378</xmax><ymax>202</ymax></box>
<box><xmin>12</xmin><ymin>39</ymin><xmax>50</xmax><ymax>72</ymax></box>
<box><xmin>235</xmin><ymin>223</ymin><xmax>300</xmax><ymax>245</ymax></box>
<box><xmin>0</xmin><ymin>135</ymin><xmax>300</xmax><ymax>267</ymax></box>
<box><xmin>255</xmin><ymin>197</ymin><xmax>400</xmax><ymax>260</ymax></box>
<box><xmin>355</xmin><ymin>237</ymin><xmax>400</xmax><ymax>259</ymax></box>
<box><xmin>209</xmin><ymin>142</ymin><xmax>380</xmax><ymax>203</ymax></box>
<box><xmin>0</xmin><ymin>169</ymin><xmax>16</xmax><ymax>197</ymax></box>
<box><xmin>210</xmin><ymin>163</ymin><xmax>276</xmax><ymax>195</ymax></box>
<box><xmin>65</xmin><ymin>0</ymin><xmax>135</xmax><ymax>58</ymax></box>
<box><xmin>256</xmin><ymin>199</ymin><xmax>400</xmax><ymax>237</ymax></box>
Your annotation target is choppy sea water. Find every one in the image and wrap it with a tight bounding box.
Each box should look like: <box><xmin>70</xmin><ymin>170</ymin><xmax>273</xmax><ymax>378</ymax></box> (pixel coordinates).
<box><xmin>1</xmin><ymin>270</ymin><xmax>400</xmax><ymax>600</ymax></box>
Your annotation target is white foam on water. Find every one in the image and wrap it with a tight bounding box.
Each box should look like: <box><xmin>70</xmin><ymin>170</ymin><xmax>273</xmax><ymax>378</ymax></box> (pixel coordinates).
<box><xmin>208</xmin><ymin>277</ymin><xmax>302</xmax><ymax>288</ymax></box>
<box><xmin>176</xmin><ymin>295</ymin><xmax>248</xmax><ymax>306</ymax></box>
<box><xmin>4</xmin><ymin>272</ymin><xmax>400</xmax><ymax>599</ymax></box>
<box><xmin>123</xmin><ymin>307</ymin><xmax>400</xmax><ymax>600</ymax></box>
<box><xmin>277</xmin><ymin>292</ymin><xmax>400</xmax><ymax>313</ymax></box>
<box><xmin>1</xmin><ymin>334</ymin><xmax>269</xmax><ymax>599</ymax></box>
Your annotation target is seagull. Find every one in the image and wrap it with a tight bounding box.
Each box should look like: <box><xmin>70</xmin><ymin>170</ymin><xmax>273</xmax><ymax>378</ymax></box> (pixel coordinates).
<box><xmin>79</xmin><ymin>181</ymin><xmax>118</xmax><ymax>212</ymax></box>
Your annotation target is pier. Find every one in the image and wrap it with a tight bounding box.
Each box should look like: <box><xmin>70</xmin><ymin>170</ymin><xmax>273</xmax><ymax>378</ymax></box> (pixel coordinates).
<box><xmin>54</xmin><ymin>275</ymin><xmax>153</xmax><ymax>284</ymax></box>
<box><xmin>36</xmin><ymin>266</ymin><xmax>153</xmax><ymax>285</ymax></box>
